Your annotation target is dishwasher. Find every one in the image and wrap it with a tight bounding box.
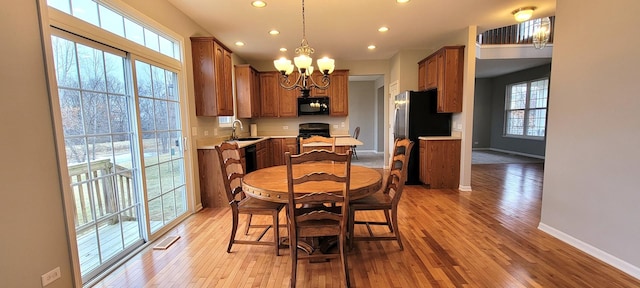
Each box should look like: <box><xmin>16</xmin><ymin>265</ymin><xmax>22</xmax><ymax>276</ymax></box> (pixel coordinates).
<box><xmin>244</xmin><ymin>144</ymin><xmax>257</xmax><ymax>173</ymax></box>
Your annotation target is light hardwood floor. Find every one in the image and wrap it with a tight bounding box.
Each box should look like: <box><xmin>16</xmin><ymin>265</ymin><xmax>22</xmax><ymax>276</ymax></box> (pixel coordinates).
<box><xmin>93</xmin><ymin>163</ymin><xmax>640</xmax><ymax>287</ymax></box>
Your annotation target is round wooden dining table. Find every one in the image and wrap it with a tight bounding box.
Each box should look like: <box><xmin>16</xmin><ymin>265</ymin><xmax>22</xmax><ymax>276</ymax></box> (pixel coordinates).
<box><xmin>242</xmin><ymin>163</ymin><xmax>382</xmax><ymax>203</ymax></box>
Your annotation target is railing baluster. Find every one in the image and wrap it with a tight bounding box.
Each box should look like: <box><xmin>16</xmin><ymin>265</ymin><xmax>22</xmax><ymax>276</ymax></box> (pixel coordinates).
<box><xmin>479</xmin><ymin>16</ymin><xmax>554</xmax><ymax>46</ymax></box>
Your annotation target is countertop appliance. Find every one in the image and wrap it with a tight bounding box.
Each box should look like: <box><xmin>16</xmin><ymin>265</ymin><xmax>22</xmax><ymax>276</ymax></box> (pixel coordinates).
<box><xmin>297</xmin><ymin>123</ymin><xmax>331</xmax><ymax>153</ymax></box>
<box><xmin>394</xmin><ymin>90</ymin><xmax>452</xmax><ymax>184</ymax></box>
<box><xmin>298</xmin><ymin>97</ymin><xmax>329</xmax><ymax>115</ymax></box>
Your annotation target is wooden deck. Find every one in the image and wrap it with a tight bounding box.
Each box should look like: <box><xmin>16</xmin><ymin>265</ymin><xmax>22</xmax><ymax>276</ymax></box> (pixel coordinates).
<box><xmin>92</xmin><ymin>163</ymin><xmax>640</xmax><ymax>287</ymax></box>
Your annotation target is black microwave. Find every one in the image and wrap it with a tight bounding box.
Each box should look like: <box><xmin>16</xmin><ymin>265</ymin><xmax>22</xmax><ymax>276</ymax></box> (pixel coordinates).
<box><xmin>298</xmin><ymin>97</ymin><xmax>329</xmax><ymax>115</ymax></box>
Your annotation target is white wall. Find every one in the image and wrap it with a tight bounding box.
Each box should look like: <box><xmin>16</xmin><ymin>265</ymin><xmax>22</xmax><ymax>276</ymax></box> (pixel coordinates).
<box><xmin>0</xmin><ymin>2</ymin><xmax>73</xmax><ymax>287</ymax></box>
<box><xmin>540</xmin><ymin>0</ymin><xmax>640</xmax><ymax>277</ymax></box>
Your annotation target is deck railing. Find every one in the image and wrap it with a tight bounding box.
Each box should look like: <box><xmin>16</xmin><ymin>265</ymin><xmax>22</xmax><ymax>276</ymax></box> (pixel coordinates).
<box><xmin>477</xmin><ymin>16</ymin><xmax>555</xmax><ymax>45</ymax></box>
<box><xmin>68</xmin><ymin>159</ymin><xmax>135</xmax><ymax>231</ymax></box>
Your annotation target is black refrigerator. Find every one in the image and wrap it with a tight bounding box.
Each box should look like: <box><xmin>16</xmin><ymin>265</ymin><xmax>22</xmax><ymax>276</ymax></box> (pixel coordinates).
<box><xmin>393</xmin><ymin>90</ymin><xmax>452</xmax><ymax>184</ymax></box>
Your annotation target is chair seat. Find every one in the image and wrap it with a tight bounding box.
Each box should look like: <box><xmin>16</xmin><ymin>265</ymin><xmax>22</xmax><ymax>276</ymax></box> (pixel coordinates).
<box><xmin>238</xmin><ymin>197</ymin><xmax>285</xmax><ymax>212</ymax></box>
<box><xmin>350</xmin><ymin>190</ymin><xmax>392</xmax><ymax>210</ymax></box>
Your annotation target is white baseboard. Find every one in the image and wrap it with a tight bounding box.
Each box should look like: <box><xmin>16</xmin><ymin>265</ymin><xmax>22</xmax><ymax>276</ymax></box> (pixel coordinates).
<box><xmin>458</xmin><ymin>185</ymin><xmax>472</xmax><ymax>191</ymax></box>
<box><xmin>489</xmin><ymin>148</ymin><xmax>546</xmax><ymax>160</ymax></box>
<box><xmin>538</xmin><ymin>222</ymin><xmax>640</xmax><ymax>279</ymax></box>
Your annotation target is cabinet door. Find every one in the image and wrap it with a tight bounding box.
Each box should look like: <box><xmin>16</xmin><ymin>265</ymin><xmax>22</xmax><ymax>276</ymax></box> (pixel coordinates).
<box><xmin>235</xmin><ymin>65</ymin><xmax>261</xmax><ymax>118</ymax></box>
<box><xmin>424</xmin><ymin>140</ymin><xmax>461</xmax><ymax>188</ymax></box>
<box><xmin>271</xmin><ymin>138</ymin><xmax>284</xmax><ymax>166</ymax></box>
<box><xmin>418</xmin><ymin>60</ymin><xmax>427</xmax><ymax>91</ymax></box>
<box><xmin>284</xmin><ymin>138</ymin><xmax>298</xmax><ymax>155</ymax></box>
<box><xmin>279</xmin><ymin>72</ymin><xmax>299</xmax><ymax>117</ymax></box>
<box><xmin>310</xmin><ymin>71</ymin><xmax>330</xmax><ymax>97</ymax></box>
<box><xmin>191</xmin><ymin>39</ymin><xmax>218</xmax><ymax>116</ymax></box>
<box><xmin>437</xmin><ymin>47</ymin><xmax>464</xmax><ymax>113</ymax></box>
<box><xmin>425</xmin><ymin>56</ymin><xmax>438</xmax><ymax>90</ymax></box>
<box><xmin>329</xmin><ymin>70</ymin><xmax>349</xmax><ymax>116</ymax></box>
<box><xmin>259</xmin><ymin>72</ymin><xmax>279</xmax><ymax>117</ymax></box>
<box><xmin>214</xmin><ymin>41</ymin><xmax>233</xmax><ymax>116</ymax></box>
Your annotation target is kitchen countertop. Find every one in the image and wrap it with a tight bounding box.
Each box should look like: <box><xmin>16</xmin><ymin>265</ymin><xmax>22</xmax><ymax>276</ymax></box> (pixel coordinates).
<box><xmin>197</xmin><ymin>135</ymin><xmax>363</xmax><ymax>149</ymax></box>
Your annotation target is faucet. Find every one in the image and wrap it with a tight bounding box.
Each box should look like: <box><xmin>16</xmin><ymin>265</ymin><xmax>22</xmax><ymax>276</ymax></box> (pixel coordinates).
<box><xmin>231</xmin><ymin>120</ymin><xmax>243</xmax><ymax>140</ymax></box>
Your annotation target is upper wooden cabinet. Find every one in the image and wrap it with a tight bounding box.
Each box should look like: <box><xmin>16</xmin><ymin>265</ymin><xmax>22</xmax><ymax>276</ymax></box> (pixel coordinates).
<box><xmin>258</xmin><ymin>71</ymin><xmax>297</xmax><ymax>117</ymax></box>
<box><xmin>328</xmin><ymin>70</ymin><xmax>349</xmax><ymax>116</ymax></box>
<box><xmin>235</xmin><ymin>64</ymin><xmax>261</xmax><ymax>118</ymax></box>
<box><xmin>258</xmin><ymin>70</ymin><xmax>348</xmax><ymax>117</ymax></box>
<box><xmin>191</xmin><ymin>37</ymin><xmax>233</xmax><ymax>116</ymax></box>
<box><xmin>418</xmin><ymin>46</ymin><xmax>464</xmax><ymax>113</ymax></box>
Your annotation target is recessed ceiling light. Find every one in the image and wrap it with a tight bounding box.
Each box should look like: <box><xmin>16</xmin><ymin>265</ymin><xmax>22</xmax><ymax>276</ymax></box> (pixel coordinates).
<box><xmin>269</xmin><ymin>29</ymin><xmax>280</xmax><ymax>35</ymax></box>
<box><xmin>378</xmin><ymin>26</ymin><xmax>389</xmax><ymax>32</ymax></box>
<box><xmin>279</xmin><ymin>47</ymin><xmax>287</xmax><ymax>52</ymax></box>
<box><xmin>251</xmin><ymin>1</ymin><xmax>267</xmax><ymax>8</ymax></box>
<box><xmin>235</xmin><ymin>41</ymin><xmax>245</xmax><ymax>46</ymax></box>
<box><xmin>368</xmin><ymin>45</ymin><xmax>376</xmax><ymax>50</ymax></box>
<box><xmin>396</xmin><ymin>0</ymin><xmax>410</xmax><ymax>3</ymax></box>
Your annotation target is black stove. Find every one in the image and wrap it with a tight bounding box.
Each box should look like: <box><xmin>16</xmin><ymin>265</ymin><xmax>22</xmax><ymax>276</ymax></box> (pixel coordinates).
<box><xmin>298</xmin><ymin>123</ymin><xmax>331</xmax><ymax>138</ymax></box>
<box><xmin>297</xmin><ymin>123</ymin><xmax>331</xmax><ymax>153</ymax></box>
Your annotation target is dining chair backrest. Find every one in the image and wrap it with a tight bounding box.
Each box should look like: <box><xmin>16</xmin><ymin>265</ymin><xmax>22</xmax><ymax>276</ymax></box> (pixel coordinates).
<box><xmin>215</xmin><ymin>142</ymin><xmax>245</xmax><ymax>204</ymax></box>
<box><xmin>299</xmin><ymin>135</ymin><xmax>336</xmax><ymax>153</ymax></box>
<box><xmin>384</xmin><ymin>138</ymin><xmax>414</xmax><ymax>203</ymax></box>
<box><xmin>285</xmin><ymin>149</ymin><xmax>353</xmax><ymax>287</ymax></box>
<box><xmin>285</xmin><ymin>150</ymin><xmax>351</xmax><ymax>215</ymax></box>
<box><xmin>353</xmin><ymin>127</ymin><xmax>360</xmax><ymax>139</ymax></box>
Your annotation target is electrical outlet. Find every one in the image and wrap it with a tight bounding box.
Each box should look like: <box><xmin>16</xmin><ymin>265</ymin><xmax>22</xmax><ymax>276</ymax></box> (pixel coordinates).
<box><xmin>41</xmin><ymin>267</ymin><xmax>61</xmax><ymax>287</ymax></box>
<box><xmin>333</xmin><ymin>124</ymin><xmax>339</xmax><ymax>129</ymax></box>
<box><xmin>191</xmin><ymin>127</ymin><xmax>197</xmax><ymax>136</ymax></box>
<box><xmin>340</xmin><ymin>122</ymin><xmax>345</xmax><ymax>128</ymax></box>
<box><xmin>283</xmin><ymin>126</ymin><xmax>289</xmax><ymax>130</ymax></box>
<box><xmin>204</xmin><ymin>130</ymin><xmax>209</xmax><ymax>136</ymax></box>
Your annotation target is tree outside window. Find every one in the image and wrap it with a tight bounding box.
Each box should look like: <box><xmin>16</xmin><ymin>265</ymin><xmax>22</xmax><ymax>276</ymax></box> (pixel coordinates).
<box><xmin>505</xmin><ymin>78</ymin><xmax>549</xmax><ymax>138</ymax></box>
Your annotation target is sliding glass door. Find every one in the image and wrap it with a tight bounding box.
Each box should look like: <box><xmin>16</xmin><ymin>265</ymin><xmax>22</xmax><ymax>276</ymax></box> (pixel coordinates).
<box><xmin>50</xmin><ymin>31</ymin><xmax>187</xmax><ymax>283</ymax></box>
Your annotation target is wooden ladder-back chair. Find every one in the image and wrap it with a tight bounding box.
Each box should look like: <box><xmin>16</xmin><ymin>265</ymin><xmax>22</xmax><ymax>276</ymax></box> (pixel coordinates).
<box><xmin>348</xmin><ymin>138</ymin><xmax>413</xmax><ymax>250</ymax></box>
<box><xmin>299</xmin><ymin>135</ymin><xmax>336</xmax><ymax>153</ymax></box>
<box><xmin>215</xmin><ymin>142</ymin><xmax>286</xmax><ymax>255</ymax></box>
<box><xmin>285</xmin><ymin>149</ymin><xmax>353</xmax><ymax>288</ymax></box>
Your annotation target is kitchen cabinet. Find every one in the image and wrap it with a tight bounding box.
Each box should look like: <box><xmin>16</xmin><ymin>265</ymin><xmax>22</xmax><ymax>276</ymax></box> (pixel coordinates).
<box><xmin>235</xmin><ymin>64</ymin><xmax>261</xmax><ymax>118</ymax></box>
<box><xmin>271</xmin><ymin>137</ymin><xmax>298</xmax><ymax>166</ymax></box>
<box><xmin>419</xmin><ymin>139</ymin><xmax>461</xmax><ymax>189</ymax></box>
<box><xmin>328</xmin><ymin>69</ymin><xmax>349</xmax><ymax>116</ymax></box>
<box><xmin>255</xmin><ymin>139</ymin><xmax>271</xmax><ymax>169</ymax></box>
<box><xmin>198</xmin><ymin>147</ymin><xmax>245</xmax><ymax>208</ymax></box>
<box><xmin>418</xmin><ymin>46</ymin><xmax>464</xmax><ymax>113</ymax></box>
<box><xmin>191</xmin><ymin>37</ymin><xmax>233</xmax><ymax>116</ymax></box>
<box><xmin>418</xmin><ymin>60</ymin><xmax>427</xmax><ymax>91</ymax></box>
<box><xmin>259</xmin><ymin>71</ymin><xmax>298</xmax><ymax>117</ymax></box>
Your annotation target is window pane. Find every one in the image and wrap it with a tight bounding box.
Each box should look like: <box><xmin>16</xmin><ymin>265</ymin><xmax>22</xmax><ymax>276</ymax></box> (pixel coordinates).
<box><xmin>77</xmin><ymin>44</ymin><xmax>106</xmax><ymax>92</ymax></box>
<box><xmin>144</xmin><ymin>28</ymin><xmax>160</xmax><ymax>52</ymax></box>
<box><xmin>529</xmin><ymin>79</ymin><xmax>549</xmax><ymax>109</ymax></box>
<box><xmin>71</xmin><ymin>0</ymin><xmax>99</xmax><ymax>26</ymax></box>
<box><xmin>99</xmin><ymin>5</ymin><xmax>125</xmax><ymax>37</ymax></box>
<box><xmin>527</xmin><ymin>109</ymin><xmax>547</xmax><ymax>137</ymax></box>
<box><xmin>82</xmin><ymin>92</ymin><xmax>110</xmax><ymax>135</ymax></box>
<box><xmin>509</xmin><ymin>83</ymin><xmax>527</xmax><ymax>109</ymax></box>
<box><xmin>51</xmin><ymin>37</ymin><xmax>81</xmax><ymax>89</ymax></box>
<box><xmin>48</xmin><ymin>0</ymin><xmax>71</xmax><ymax>13</ymax></box>
<box><xmin>124</xmin><ymin>18</ymin><xmax>145</xmax><ymax>46</ymax></box>
<box><xmin>159</xmin><ymin>37</ymin><xmax>174</xmax><ymax>59</ymax></box>
<box><xmin>104</xmin><ymin>53</ymin><xmax>126</xmax><ymax>94</ymax></box>
<box><xmin>506</xmin><ymin>110</ymin><xmax>524</xmax><ymax>135</ymax></box>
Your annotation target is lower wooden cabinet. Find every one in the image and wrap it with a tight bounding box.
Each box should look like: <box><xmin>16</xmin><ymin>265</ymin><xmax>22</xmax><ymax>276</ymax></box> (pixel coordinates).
<box><xmin>197</xmin><ymin>148</ymin><xmax>238</xmax><ymax>208</ymax></box>
<box><xmin>256</xmin><ymin>140</ymin><xmax>271</xmax><ymax>169</ymax></box>
<box><xmin>271</xmin><ymin>138</ymin><xmax>298</xmax><ymax>166</ymax></box>
<box><xmin>419</xmin><ymin>139</ymin><xmax>461</xmax><ymax>189</ymax></box>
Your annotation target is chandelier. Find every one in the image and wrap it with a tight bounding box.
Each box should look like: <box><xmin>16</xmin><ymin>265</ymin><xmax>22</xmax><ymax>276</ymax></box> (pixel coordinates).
<box><xmin>533</xmin><ymin>17</ymin><xmax>551</xmax><ymax>49</ymax></box>
<box><xmin>273</xmin><ymin>0</ymin><xmax>335</xmax><ymax>97</ymax></box>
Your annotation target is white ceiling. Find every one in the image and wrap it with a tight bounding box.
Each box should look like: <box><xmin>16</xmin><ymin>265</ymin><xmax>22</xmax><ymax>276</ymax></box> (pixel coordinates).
<box><xmin>168</xmin><ymin>0</ymin><xmax>556</xmax><ymax>77</ymax></box>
